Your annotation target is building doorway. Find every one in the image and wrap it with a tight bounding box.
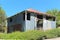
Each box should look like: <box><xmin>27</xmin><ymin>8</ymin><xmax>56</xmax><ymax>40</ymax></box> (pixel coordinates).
<box><xmin>37</xmin><ymin>15</ymin><xmax>43</xmax><ymax>30</ymax></box>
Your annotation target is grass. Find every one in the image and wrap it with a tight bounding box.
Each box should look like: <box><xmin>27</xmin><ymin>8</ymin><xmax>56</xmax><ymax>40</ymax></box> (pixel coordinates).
<box><xmin>0</xmin><ymin>28</ymin><xmax>60</xmax><ymax>40</ymax></box>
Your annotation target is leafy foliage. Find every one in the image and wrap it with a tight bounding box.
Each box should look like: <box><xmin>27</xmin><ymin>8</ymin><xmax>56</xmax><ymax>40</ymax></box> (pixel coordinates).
<box><xmin>0</xmin><ymin>30</ymin><xmax>44</xmax><ymax>40</ymax></box>
<box><xmin>0</xmin><ymin>7</ymin><xmax>7</xmax><ymax>33</ymax></box>
<box><xmin>44</xmin><ymin>28</ymin><xmax>60</xmax><ymax>39</ymax></box>
<box><xmin>0</xmin><ymin>28</ymin><xmax>60</xmax><ymax>40</ymax></box>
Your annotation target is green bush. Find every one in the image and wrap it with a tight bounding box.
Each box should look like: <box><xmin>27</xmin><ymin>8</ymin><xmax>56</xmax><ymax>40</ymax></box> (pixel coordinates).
<box><xmin>44</xmin><ymin>28</ymin><xmax>60</xmax><ymax>39</ymax></box>
<box><xmin>22</xmin><ymin>30</ymin><xmax>44</xmax><ymax>40</ymax></box>
<box><xmin>0</xmin><ymin>31</ymin><xmax>44</xmax><ymax>40</ymax></box>
<box><xmin>0</xmin><ymin>28</ymin><xmax>60</xmax><ymax>40</ymax></box>
<box><xmin>44</xmin><ymin>29</ymin><xmax>57</xmax><ymax>39</ymax></box>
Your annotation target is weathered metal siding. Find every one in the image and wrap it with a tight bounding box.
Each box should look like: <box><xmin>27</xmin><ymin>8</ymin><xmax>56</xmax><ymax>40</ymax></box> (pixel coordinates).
<box><xmin>7</xmin><ymin>13</ymin><xmax>25</xmax><ymax>32</ymax></box>
<box><xmin>25</xmin><ymin>13</ymin><xmax>37</xmax><ymax>31</ymax></box>
<box><xmin>51</xmin><ymin>21</ymin><xmax>56</xmax><ymax>28</ymax></box>
<box><xmin>7</xmin><ymin>12</ymin><xmax>56</xmax><ymax>32</ymax></box>
<box><xmin>43</xmin><ymin>18</ymin><xmax>56</xmax><ymax>30</ymax></box>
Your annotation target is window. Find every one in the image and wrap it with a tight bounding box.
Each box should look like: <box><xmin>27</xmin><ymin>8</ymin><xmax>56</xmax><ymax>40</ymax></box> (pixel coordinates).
<box><xmin>27</xmin><ymin>13</ymin><xmax>30</xmax><ymax>20</ymax></box>
<box><xmin>53</xmin><ymin>17</ymin><xmax>55</xmax><ymax>21</ymax></box>
<box><xmin>37</xmin><ymin>15</ymin><xmax>43</xmax><ymax>19</ymax></box>
<box><xmin>10</xmin><ymin>18</ymin><xmax>12</xmax><ymax>22</ymax></box>
<box><xmin>23</xmin><ymin>13</ymin><xmax>25</xmax><ymax>21</ymax></box>
<box><xmin>46</xmin><ymin>16</ymin><xmax>53</xmax><ymax>21</ymax></box>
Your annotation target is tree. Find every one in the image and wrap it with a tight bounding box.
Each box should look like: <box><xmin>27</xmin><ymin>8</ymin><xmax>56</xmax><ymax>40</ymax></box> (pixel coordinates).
<box><xmin>0</xmin><ymin>7</ymin><xmax>7</xmax><ymax>32</ymax></box>
<box><xmin>46</xmin><ymin>9</ymin><xmax>60</xmax><ymax>27</ymax></box>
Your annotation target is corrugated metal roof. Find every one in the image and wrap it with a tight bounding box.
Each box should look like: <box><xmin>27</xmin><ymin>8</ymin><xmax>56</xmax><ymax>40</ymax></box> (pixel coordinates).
<box><xmin>7</xmin><ymin>8</ymin><xmax>55</xmax><ymax>19</ymax></box>
<box><xmin>27</xmin><ymin>8</ymin><xmax>55</xmax><ymax>17</ymax></box>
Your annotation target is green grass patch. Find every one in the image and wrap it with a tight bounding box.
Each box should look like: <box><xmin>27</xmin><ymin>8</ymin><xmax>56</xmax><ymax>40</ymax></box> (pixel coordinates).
<box><xmin>0</xmin><ymin>28</ymin><xmax>60</xmax><ymax>40</ymax></box>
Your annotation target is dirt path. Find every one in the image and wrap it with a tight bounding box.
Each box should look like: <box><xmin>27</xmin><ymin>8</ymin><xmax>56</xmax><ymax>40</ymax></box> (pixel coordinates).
<box><xmin>45</xmin><ymin>37</ymin><xmax>60</xmax><ymax>40</ymax></box>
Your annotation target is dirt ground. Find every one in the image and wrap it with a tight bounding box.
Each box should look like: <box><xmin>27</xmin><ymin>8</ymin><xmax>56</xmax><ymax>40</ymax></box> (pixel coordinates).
<box><xmin>45</xmin><ymin>37</ymin><xmax>60</xmax><ymax>40</ymax></box>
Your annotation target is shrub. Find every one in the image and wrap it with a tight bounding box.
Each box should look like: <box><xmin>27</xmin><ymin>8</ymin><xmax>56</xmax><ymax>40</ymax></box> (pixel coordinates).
<box><xmin>0</xmin><ymin>31</ymin><xmax>44</xmax><ymax>40</ymax></box>
<box><xmin>22</xmin><ymin>30</ymin><xmax>44</xmax><ymax>40</ymax></box>
<box><xmin>44</xmin><ymin>28</ymin><xmax>60</xmax><ymax>39</ymax></box>
<box><xmin>0</xmin><ymin>28</ymin><xmax>60</xmax><ymax>40</ymax></box>
<box><xmin>54</xmin><ymin>28</ymin><xmax>60</xmax><ymax>36</ymax></box>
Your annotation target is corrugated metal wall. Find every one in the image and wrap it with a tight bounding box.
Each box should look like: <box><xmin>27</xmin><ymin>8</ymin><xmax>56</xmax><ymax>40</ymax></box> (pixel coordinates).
<box><xmin>43</xmin><ymin>18</ymin><xmax>56</xmax><ymax>30</ymax></box>
<box><xmin>7</xmin><ymin>13</ymin><xmax>25</xmax><ymax>32</ymax></box>
<box><xmin>25</xmin><ymin>13</ymin><xmax>37</xmax><ymax>31</ymax></box>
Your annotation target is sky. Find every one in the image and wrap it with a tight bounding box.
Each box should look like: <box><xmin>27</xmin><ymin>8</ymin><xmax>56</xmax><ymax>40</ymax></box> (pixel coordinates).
<box><xmin>0</xmin><ymin>0</ymin><xmax>60</xmax><ymax>17</ymax></box>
